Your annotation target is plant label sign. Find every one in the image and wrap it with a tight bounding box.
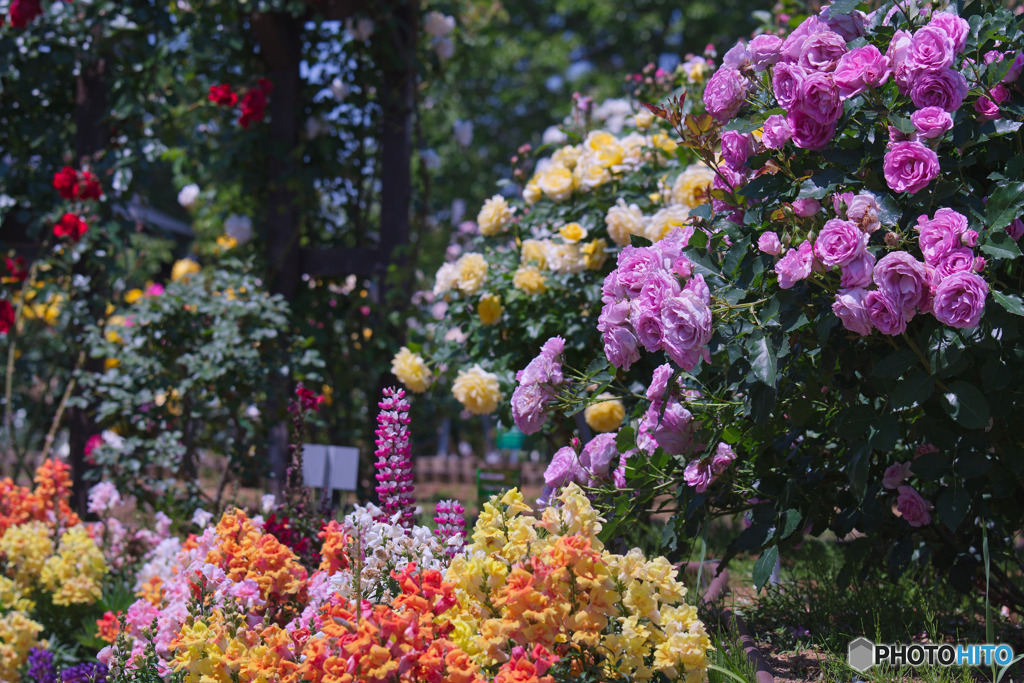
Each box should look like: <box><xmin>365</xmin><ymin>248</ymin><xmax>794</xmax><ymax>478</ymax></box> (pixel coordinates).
<box><xmin>302</xmin><ymin>444</ymin><xmax>359</xmax><ymax>492</ymax></box>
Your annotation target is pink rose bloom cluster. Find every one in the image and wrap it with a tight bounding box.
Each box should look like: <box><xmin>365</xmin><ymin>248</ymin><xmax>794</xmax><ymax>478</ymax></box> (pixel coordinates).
<box><xmin>511</xmin><ymin>335</ymin><xmax>566</xmax><ymax>434</ymax></box>
<box><xmin>683</xmin><ymin>442</ymin><xmax>738</xmax><ymax>493</ymax></box>
<box><xmin>598</xmin><ymin>228</ymin><xmax>713</xmax><ymax>372</ymax></box>
<box><xmin>890</xmin><ymin>13</ymin><xmax>970</xmax><ymax>111</ymax></box>
<box><xmin>637</xmin><ymin>363</ymin><xmax>697</xmax><ymax>456</ymax></box>
<box><xmin>895</xmin><ymin>485</ymin><xmax>933</xmax><ymax>527</ymax></box>
<box><xmin>829</xmin><ymin>205</ymin><xmax>987</xmax><ymax>336</ymax></box>
<box><xmin>542</xmin><ymin>433</ymin><xmax>632</xmax><ymax>496</ymax></box>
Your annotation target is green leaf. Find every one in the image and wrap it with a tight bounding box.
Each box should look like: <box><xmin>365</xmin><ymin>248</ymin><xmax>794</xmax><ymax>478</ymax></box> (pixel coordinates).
<box><xmin>936</xmin><ymin>486</ymin><xmax>970</xmax><ymax>531</ymax></box>
<box><xmin>993</xmin><ymin>290</ymin><xmax>1024</xmax><ymax>316</ymax></box>
<box><xmin>871</xmin><ymin>349</ymin><xmax>917</xmax><ymax>378</ymax></box>
<box><xmin>984</xmin><ymin>181</ymin><xmax>1024</xmax><ymax>232</ymax></box>
<box><xmin>828</xmin><ymin>0</ymin><xmax>861</xmax><ymax>15</ymax></box>
<box><xmin>942</xmin><ymin>381</ymin><xmax>991</xmax><ymax>429</ymax></box>
<box><xmin>981</xmin><ymin>231</ymin><xmax>1022</xmax><ymax>260</ymax></box>
<box><xmin>749</xmin><ymin>333</ymin><xmax>777</xmax><ymax>386</ymax></box>
<box><xmin>779</xmin><ymin>509</ymin><xmax>803</xmax><ymax>539</ymax></box>
<box><xmin>891</xmin><ymin>370</ymin><xmax>935</xmax><ymax>409</ymax></box>
<box><xmin>629</xmin><ymin>234</ymin><xmax>653</xmax><ymax>248</ymax></box>
<box><xmin>753</xmin><ymin>545</ymin><xmax>779</xmax><ymax>592</ymax></box>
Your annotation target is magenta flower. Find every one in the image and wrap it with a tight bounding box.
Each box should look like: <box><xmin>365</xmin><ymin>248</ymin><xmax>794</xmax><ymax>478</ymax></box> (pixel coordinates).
<box><xmin>932</xmin><ymin>271</ymin><xmax>988</xmax><ymax>329</ymax></box>
<box><xmin>884</xmin><ymin>141</ymin><xmax>940</xmax><ymax>194</ymax></box>
<box><xmin>834</xmin><ymin>45</ymin><xmax>892</xmax><ymax>98</ymax></box>
<box><xmin>433</xmin><ymin>499</ymin><xmax>467</xmax><ymax>557</ymax></box>
<box><xmin>832</xmin><ymin>288</ymin><xmax>874</xmax><ymax>336</ymax></box>
<box><xmin>896</xmin><ymin>485</ymin><xmax>933</xmax><ymax>527</ymax></box>
<box><xmin>374</xmin><ymin>387</ymin><xmax>415</xmax><ymax>526</ymax></box>
<box><xmin>704</xmin><ymin>67</ymin><xmax>749</xmax><ymax>122</ymax></box>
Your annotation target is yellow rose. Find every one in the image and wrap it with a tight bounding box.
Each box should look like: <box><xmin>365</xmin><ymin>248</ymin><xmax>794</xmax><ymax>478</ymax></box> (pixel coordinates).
<box><xmin>672</xmin><ymin>164</ymin><xmax>716</xmax><ymax>209</ymax></box>
<box><xmin>596</xmin><ymin>142</ymin><xmax>624</xmax><ymax>167</ymax></box>
<box><xmin>575</xmin><ymin>159</ymin><xmax>611</xmax><ymax>191</ymax></box>
<box><xmin>582</xmin><ymin>238</ymin><xmax>609</xmax><ymax>271</ymax></box>
<box><xmin>104</xmin><ymin>358</ymin><xmax>120</xmax><ymax>370</ymax></box>
<box><xmin>124</xmin><ymin>288</ymin><xmax>144</xmax><ymax>304</ymax></box>
<box><xmin>456</xmin><ymin>253</ymin><xmax>488</xmax><ymax>294</ymax></box>
<box><xmin>391</xmin><ymin>346</ymin><xmax>431</xmax><ymax>393</ymax></box>
<box><xmin>513</xmin><ymin>266</ymin><xmax>547</xmax><ymax>295</ymax></box>
<box><xmin>536</xmin><ymin>164</ymin><xmax>575</xmax><ymax>201</ymax></box>
<box><xmin>605</xmin><ymin>199</ymin><xmax>646</xmax><ymax>247</ymax></box>
<box><xmin>584</xmin><ymin>130</ymin><xmax>616</xmax><ymax>153</ymax></box>
<box><xmin>21</xmin><ymin>290</ymin><xmax>63</xmax><ymax>326</ymax></box>
<box><xmin>650</xmin><ymin>133</ymin><xmax>679</xmax><ymax>154</ymax></box>
<box><xmin>544</xmin><ymin>243</ymin><xmax>585</xmax><ymax>274</ymax></box>
<box><xmin>433</xmin><ymin>262</ymin><xmax>458</xmax><ymax>296</ymax></box>
<box><xmin>451</xmin><ymin>364</ymin><xmax>501</xmax><ymax>415</ymax></box>
<box><xmin>646</xmin><ymin>206</ymin><xmax>691</xmax><ymax>242</ymax></box>
<box><xmin>584</xmin><ymin>393</ymin><xmax>625</xmax><ymax>433</ymax></box>
<box><xmin>216</xmin><ymin>234</ymin><xmax>238</xmax><ymax>251</ymax></box>
<box><xmin>477</xmin><ymin>293</ymin><xmax>503</xmax><ymax>325</ymax></box>
<box><xmin>523</xmin><ymin>178</ymin><xmax>542</xmax><ymax>205</ymax></box>
<box><xmin>634</xmin><ymin>108</ymin><xmax>655</xmax><ymax>130</ymax></box>
<box><xmin>477</xmin><ymin>194</ymin><xmax>514</xmax><ymax>237</ymax></box>
<box><xmin>551</xmin><ymin>145</ymin><xmax>581</xmax><ymax>170</ymax></box>
<box><xmin>558</xmin><ymin>222</ymin><xmax>587</xmax><ymax>243</ymax></box>
<box><xmin>171</xmin><ymin>258</ymin><xmax>201</xmax><ymax>283</ymax></box>
<box><xmin>520</xmin><ymin>239</ymin><xmax>548</xmax><ymax>269</ymax></box>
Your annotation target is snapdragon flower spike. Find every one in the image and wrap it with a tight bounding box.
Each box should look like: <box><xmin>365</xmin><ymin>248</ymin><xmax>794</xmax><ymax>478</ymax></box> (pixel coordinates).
<box><xmin>374</xmin><ymin>387</ymin><xmax>415</xmax><ymax>527</ymax></box>
<box><xmin>433</xmin><ymin>499</ymin><xmax>467</xmax><ymax>557</ymax></box>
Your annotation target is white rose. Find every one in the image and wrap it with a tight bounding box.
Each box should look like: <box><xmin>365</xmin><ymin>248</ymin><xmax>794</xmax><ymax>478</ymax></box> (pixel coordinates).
<box><xmin>177</xmin><ymin>183</ymin><xmax>200</xmax><ymax>210</ymax></box>
<box><xmin>330</xmin><ymin>78</ymin><xmax>349</xmax><ymax>103</ymax></box>
<box><xmin>542</xmin><ymin>126</ymin><xmax>569</xmax><ymax>145</ymax></box>
<box><xmin>605</xmin><ymin>199</ymin><xmax>646</xmax><ymax>246</ymax></box>
<box><xmin>433</xmin><ymin>36</ymin><xmax>455</xmax><ymax>60</ymax></box>
<box><xmin>424</xmin><ymin>11</ymin><xmax>455</xmax><ymax>38</ymax></box>
<box><xmin>224</xmin><ymin>214</ymin><xmax>253</xmax><ymax>244</ymax></box>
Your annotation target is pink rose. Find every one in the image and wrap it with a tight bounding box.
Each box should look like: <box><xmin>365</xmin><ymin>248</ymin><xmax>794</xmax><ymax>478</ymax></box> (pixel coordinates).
<box><xmin>874</xmin><ymin>251</ymin><xmax>930</xmax><ymax>312</ymax></box>
<box><xmin>1008</xmin><ymin>218</ymin><xmax>1024</xmax><ymax>241</ymax></box>
<box><xmin>610</xmin><ymin>246</ymin><xmax>662</xmax><ymax>299</ymax></box>
<box><xmin>911</xmin><ymin>106</ymin><xmax>953</xmax><ymax>138</ymax></box>
<box><xmin>683</xmin><ymin>459</ymin><xmax>713</xmax><ymax>492</ymax></box>
<box><xmin>602</xmin><ymin>324</ymin><xmax>640</xmax><ymax>370</ymax></box>
<box><xmin>780</xmin><ymin>15</ymin><xmax>828</xmax><ymax>64</ymax></box>
<box><xmin>840</xmin><ymin>251</ymin><xmax>875</xmax><ymax>288</ymax></box>
<box><xmin>865</xmin><ymin>290</ymin><xmax>909</xmax><ymax>335</ymax></box>
<box><xmin>882</xmin><ymin>462</ymin><xmax>913</xmax><ymax>490</ymax></box>
<box><xmin>721</xmin><ymin>130</ymin><xmax>754</xmax><ymax>168</ymax></box>
<box><xmin>660</xmin><ymin>291</ymin><xmax>713</xmax><ymax>371</ymax></box>
<box><xmin>907</xmin><ymin>26</ymin><xmax>955</xmax><ymax>72</ymax></box>
<box><xmin>512</xmin><ymin>382</ymin><xmax>551</xmax><ymax>434</ymax></box>
<box><xmin>544</xmin><ymin>446</ymin><xmax>578</xmax><ymax>487</ymax></box>
<box><xmin>884</xmin><ymin>141</ymin><xmax>940</xmax><ymax>194</ymax></box>
<box><xmin>927</xmin><ymin>12</ymin><xmax>969</xmax><ymax>54</ymax></box>
<box><xmin>932</xmin><ymin>247</ymin><xmax>978</xmax><ymax>281</ymax></box>
<box><xmin>820</xmin><ymin>5</ymin><xmax>868</xmax><ymax>40</ymax></box>
<box><xmin>704</xmin><ymin>68</ymin><xmax>749</xmax><ymax>122</ymax></box>
<box><xmin>643</xmin><ymin>396</ymin><xmax>693</xmax><ymax>454</ymax></box>
<box><xmin>916</xmin><ymin>207</ymin><xmax>968</xmax><ymax>265</ymax></box>
<box><xmin>814</xmin><ymin>218</ymin><xmax>868</xmax><ymax>267</ymax></box>
<box><xmin>633</xmin><ymin>304</ymin><xmax>665</xmax><ymax>352</ymax></box>
<box><xmin>910</xmin><ymin>68</ymin><xmax>969</xmax><ymax>111</ymax></box>
<box><xmin>800</xmin><ymin>30</ymin><xmax>847</xmax><ymax>72</ymax></box>
<box><xmin>773</xmin><ymin>62</ymin><xmax>809</xmax><ymax>110</ymax></box>
<box><xmin>975</xmin><ymin>84</ymin><xmax>1009</xmax><ymax>121</ymax></box>
<box><xmin>758</xmin><ymin>231</ymin><xmax>783</xmax><ymax>256</ymax></box>
<box><xmin>722</xmin><ymin>41</ymin><xmax>750</xmax><ymax>70</ymax></box>
<box><xmin>887</xmin><ymin>29</ymin><xmax>913</xmax><ymax>75</ymax></box>
<box><xmin>580</xmin><ymin>433</ymin><xmax>618</xmax><ymax>479</ymax></box>
<box><xmin>712</xmin><ymin>442</ymin><xmax>737</xmax><ymax>474</ymax></box>
<box><xmin>932</xmin><ymin>271</ymin><xmax>987</xmax><ymax>329</ymax></box>
<box><xmin>776</xmin><ymin>241</ymin><xmax>816</xmax><ymax>289</ymax></box>
<box><xmin>896</xmin><ymin>485</ymin><xmax>933</xmax><ymax>527</ymax></box>
<box><xmin>761</xmin><ymin>114</ymin><xmax>792</xmax><ymax>149</ymax></box>
<box><xmin>792</xmin><ymin>198</ymin><xmax>821</xmax><ymax>217</ymax></box>
<box><xmin>833</xmin><ymin>45</ymin><xmax>892</xmax><ymax>98</ymax></box>
<box><xmin>847</xmin><ymin>193</ymin><xmax>882</xmax><ymax>232</ymax></box>
<box><xmin>646</xmin><ymin>363</ymin><xmax>674</xmax><ymax>402</ymax></box>
<box><xmin>748</xmin><ymin>34</ymin><xmax>783</xmax><ymax>71</ymax></box>
<box><xmin>832</xmin><ymin>288</ymin><xmax>874</xmax><ymax>335</ymax></box>
<box><xmin>787</xmin><ymin>109</ymin><xmax>836</xmax><ymax>150</ymax></box>
<box><xmin>795</xmin><ymin>71</ymin><xmax>842</xmax><ymax>123</ymax></box>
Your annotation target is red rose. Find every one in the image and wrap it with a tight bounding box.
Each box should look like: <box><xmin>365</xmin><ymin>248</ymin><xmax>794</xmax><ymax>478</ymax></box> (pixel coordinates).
<box><xmin>53</xmin><ymin>166</ymin><xmax>79</xmax><ymax>200</ymax></box>
<box><xmin>295</xmin><ymin>384</ymin><xmax>324</xmax><ymax>412</ymax></box>
<box><xmin>0</xmin><ymin>300</ymin><xmax>13</xmax><ymax>334</ymax></box>
<box><xmin>78</xmin><ymin>170</ymin><xmax>103</xmax><ymax>200</ymax></box>
<box><xmin>4</xmin><ymin>256</ymin><xmax>27</xmax><ymax>283</ymax></box>
<box><xmin>238</xmin><ymin>88</ymin><xmax>269</xmax><ymax>129</ymax></box>
<box><xmin>8</xmin><ymin>0</ymin><xmax>42</xmax><ymax>29</ymax></box>
<box><xmin>258</xmin><ymin>77</ymin><xmax>274</xmax><ymax>94</ymax></box>
<box><xmin>53</xmin><ymin>213</ymin><xmax>87</xmax><ymax>242</ymax></box>
<box><xmin>208</xmin><ymin>83</ymin><xmax>238</xmax><ymax>107</ymax></box>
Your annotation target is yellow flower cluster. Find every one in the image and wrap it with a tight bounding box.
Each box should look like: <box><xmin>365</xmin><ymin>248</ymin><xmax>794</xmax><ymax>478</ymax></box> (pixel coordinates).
<box><xmin>583</xmin><ymin>393</ymin><xmax>626</xmax><ymax>433</ymax></box>
<box><xmin>171</xmin><ymin>611</ymin><xmax>296</xmax><ymax>683</ymax></box>
<box><xmin>0</xmin><ymin>610</ymin><xmax>45</xmax><ymax>681</ymax></box>
<box><xmin>452</xmin><ymin>364</ymin><xmax>502</xmax><ymax>415</ymax></box>
<box><xmin>392</xmin><ymin>346</ymin><xmax>432</xmax><ymax>393</ymax></box>
<box><xmin>444</xmin><ymin>486</ymin><xmax>711</xmax><ymax>682</ymax></box>
<box><xmin>40</xmin><ymin>524</ymin><xmax>108</xmax><ymax>606</ymax></box>
<box><xmin>477</xmin><ymin>293</ymin><xmax>504</xmax><ymax>326</ymax></box>
<box><xmin>477</xmin><ymin>194</ymin><xmax>515</xmax><ymax>236</ymax></box>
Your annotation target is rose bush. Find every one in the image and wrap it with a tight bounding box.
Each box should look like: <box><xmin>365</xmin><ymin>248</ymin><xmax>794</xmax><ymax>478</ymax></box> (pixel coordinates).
<box><xmin>401</xmin><ymin>0</ymin><xmax>1024</xmax><ymax>610</ymax></box>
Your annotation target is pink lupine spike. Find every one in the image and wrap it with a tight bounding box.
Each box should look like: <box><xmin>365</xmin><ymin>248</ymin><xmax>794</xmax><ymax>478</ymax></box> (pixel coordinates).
<box><xmin>374</xmin><ymin>387</ymin><xmax>415</xmax><ymax>527</ymax></box>
<box><xmin>433</xmin><ymin>499</ymin><xmax>467</xmax><ymax>557</ymax></box>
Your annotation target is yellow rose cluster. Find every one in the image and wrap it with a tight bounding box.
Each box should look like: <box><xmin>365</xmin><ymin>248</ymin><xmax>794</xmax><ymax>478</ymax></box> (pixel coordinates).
<box><xmin>443</xmin><ymin>486</ymin><xmax>712</xmax><ymax>682</ymax></box>
<box><xmin>452</xmin><ymin>364</ymin><xmax>502</xmax><ymax>415</ymax></box>
<box><xmin>391</xmin><ymin>346</ymin><xmax>432</xmax><ymax>393</ymax></box>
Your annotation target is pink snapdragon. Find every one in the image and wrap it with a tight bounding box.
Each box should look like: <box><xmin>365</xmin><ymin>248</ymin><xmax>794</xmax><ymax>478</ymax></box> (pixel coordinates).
<box><xmin>433</xmin><ymin>499</ymin><xmax>467</xmax><ymax>557</ymax></box>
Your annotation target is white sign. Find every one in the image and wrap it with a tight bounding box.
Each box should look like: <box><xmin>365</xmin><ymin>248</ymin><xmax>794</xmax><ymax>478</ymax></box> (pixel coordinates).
<box><xmin>302</xmin><ymin>444</ymin><xmax>359</xmax><ymax>492</ymax></box>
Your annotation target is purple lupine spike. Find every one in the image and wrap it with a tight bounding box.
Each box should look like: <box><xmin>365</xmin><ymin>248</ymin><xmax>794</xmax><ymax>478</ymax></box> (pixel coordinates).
<box><xmin>27</xmin><ymin>647</ymin><xmax>57</xmax><ymax>683</ymax></box>
<box><xmin>374</xmin><ymin>387</ymin><xmax>415</xmax><ymax>527</ymax></box>
<box><xmin>434</xmin><ymin>499</ymin><xmax>467</xmax><ymax>557</ymax></box>
<box><xmin>61</xmin><ymin>662</ymin><xmax>109</xmax><ymax>683</ymax></box>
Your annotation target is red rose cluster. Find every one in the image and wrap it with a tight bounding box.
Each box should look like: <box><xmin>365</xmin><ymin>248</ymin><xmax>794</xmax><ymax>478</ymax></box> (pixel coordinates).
<box><xmin>208</xmin><ymin>78</ymin><xmax>274</xmax><ymax>129</ymax></box>
<box><xmin>51</xmin><ymin>165</ymin><xmax>101</xmax><ymax>242</ymax></box>
<box><xmin>6</xmin><ymin>0</ymin><xmax>43</xmax><ymax>29</ymax></box>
